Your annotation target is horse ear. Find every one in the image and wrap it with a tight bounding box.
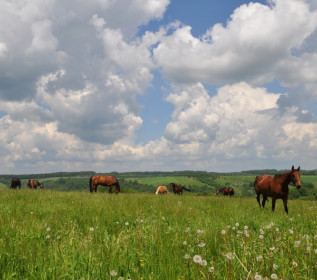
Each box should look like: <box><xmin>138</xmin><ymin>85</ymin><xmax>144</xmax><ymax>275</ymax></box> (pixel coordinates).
<box><xmin>292</xmin><ymin>165</ymin><xmax>294</xmax><ymax>171</ymax></box>
<box><xmin>297</xmin><ymin>166</ymin><xmax>300</xmax><ymax>171</ymax></box>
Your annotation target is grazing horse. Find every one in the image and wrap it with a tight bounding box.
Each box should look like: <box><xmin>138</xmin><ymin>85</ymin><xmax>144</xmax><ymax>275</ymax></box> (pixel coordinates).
<box><xmin>27</xmin><ymin>179</ymin><xmax>44</xmax><ymax>189</ymax></box>
<box><xmin>216</xmin><ymin>187</ymin><xmax>234</xmax><ymax>197</ymax></box>
<box><xmin>254</xmin><ymin>166</ymin><xmax>301</xmax><ymax>214</ymax></box>
<box><xmin>155</xmin><ymin>186</ymin><xmax>169</xmax><ymax>195</ymax></box>
<box><xmin>89</xmin><ymin>175</ymin><xmax>120</xmax><ymax>194</ymax></box>
<box><xmin>170</xmin><ymin>183</ymin><xmax>191</xmax><ymax>195</ymax></box>
<box><xmin>10</xmin><ymin>178</ymin><xmax>21</xmax><ymax>189</ymax></box>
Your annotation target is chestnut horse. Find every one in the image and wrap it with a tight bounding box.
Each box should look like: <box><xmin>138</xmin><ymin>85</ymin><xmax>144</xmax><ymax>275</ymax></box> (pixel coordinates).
<box><xmin>89</xmin><ymin>175</ymin><xmax>120</xmax><ymax>194</ymax></box>
<box><xmin>27</xmin><ymin>179</ymin><xmax>44</xmax><ymax>189</ymax></box>
<box><xmin>170</xmin><ymin>183</ymin><xmax>191</xmax><ymax>195</ymax></box>
<box><xmin>216</xmin><ymin>187</ymin><xmax>234</xmax><ymax>197</ymax></box>
<box><xmin>155</xmin><ymin>186</ymin><xmax>169</xmax><ymax>195</ymax></box>
<box><xmin>10</xmin><ymin>178</ymin><xmax>21</xmax><ymax>189</ymax></box>
<box><xmin>254</xmin><ymin>166</ymin><xmax>301</xmax><ymax>214</ymax></box>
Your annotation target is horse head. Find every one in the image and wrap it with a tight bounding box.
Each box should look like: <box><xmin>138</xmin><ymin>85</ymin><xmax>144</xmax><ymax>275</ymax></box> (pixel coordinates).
<box><xmin>291</xmin><ymin>165</ymin><xmax>301</xmax><ymax>189</ymax></box>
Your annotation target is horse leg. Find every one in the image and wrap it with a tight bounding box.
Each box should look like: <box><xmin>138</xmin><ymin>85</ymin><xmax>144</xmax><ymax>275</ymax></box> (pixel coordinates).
<box><xmin>271</xmin><ymin>197</ymin><xmax>276</xmax><ymax>212</ymax></box>
<box><xmin>262</xmin><ymin>196</ymin><xmax>267</xmax><ymax>208</ymax></box>
<box><xmin>109</xmin><ymin>186</ymin><xmax>113</xmax><ymax>194</ymax></box>
<box><xmin>282</xmin><ymin>197</ymin><xmax>288</xmax><ymax>214</ymax></box>
<box><xmin>256</xmin><ymin>194</ymin><xmax>261</xmax><ymax>208</ymax></box>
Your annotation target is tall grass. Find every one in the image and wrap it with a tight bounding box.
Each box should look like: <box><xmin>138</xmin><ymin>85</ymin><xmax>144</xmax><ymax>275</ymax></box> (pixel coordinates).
<box><xmin>0</xmin><ymin>190</ymin><xmax>317</xmax><ymax>279</ymax></box>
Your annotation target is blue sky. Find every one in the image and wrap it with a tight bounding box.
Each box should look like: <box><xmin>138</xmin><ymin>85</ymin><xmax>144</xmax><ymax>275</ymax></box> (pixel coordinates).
<box><xmin>0</xmin><ymin>0</ymin><xmax>317</xmax><ymax>174</ymax></box>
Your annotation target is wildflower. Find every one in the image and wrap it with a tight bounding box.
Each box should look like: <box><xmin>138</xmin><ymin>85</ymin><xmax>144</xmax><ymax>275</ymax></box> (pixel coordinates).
<box><xmin>184</xmin><ymin>227</ymin><xmax>190</xmax><ymax>233</ymax></box>
<box><xmin>89</xmin><ymin>227</ymin><xmax>94</xmax><ymax>231</ymax></box>
<box><xmin>225</xmin><ymin>252</ymin><xmax>235</xmax><ymax>260</ymax></box>
<box><xmin>46</xmin><ymin>227</ymin><xmax>51</xmax><ymax>232</ymax></box>
<box><xmin>46</xmin><ymin>235</ymin><xmax>50</xmax><ymax>239</ymax></box>
<box><xmin>255</xmin><ymin>273</ymin><xmax>262</xmax><ymax>280</ymax></box>
<box><xmin>275</xmin><ymin>228</ymin><xmax>279</xmax><ymax>232</ymax></box>
<box><xmin>259</xmin><ymin>235</ymin><xmax>264</xmax><ymax>239</ymax></box>
<box><xmin>184</xmin><ymin>254</ymin><xmax>190</xmax><ymax>259</ymax></box>
<box><xmin>118</xmin><ymin>277</ymin><xmax>124</xmax><ymax>280</ymax></box>
<box><xmin>201</xmin><ymin>259</ymin><xmax>207</xmax><ymax>266</ymax></box>
<box><xmin>125</xmin><ymin>222</ymin><xmax>129</xmax><ymax>226</ymax></box>
<box><xmin>260</xmin><ymin>229</ymin><xmax>265</xmax><ymax>235</ymax></box>
<box><xmin>294</xmin><ymin>241</ymin><xmax>301</xmax><ymax>248</ymax></box>
<box><xmin>193</xmin><ymin>255</ymin><xmax>202</xmax><ymax>264</ymax></box>
<box><xmin>235</xmin><ymin>223</ymin><xmax>239</xmax><ymax>227</ymax></box>
<box><xmin>208</xmin><ymin>266</ymin><xmax>214</xmax><ymax>273</ymax></box>
<box><xmin>273</xmin><ymin>263</ymin><xmax>278</xmax><ymax>270</ymax></box>
<box><xmin>256</xmin><ymin>255</ymin><xmax>263</xmax><ymax>262</ymax></box>
<box><xmin>270</xmin><ymin>246</ymin><xmax>275</xmax><ymax>251</ymax></box>
<box><xmin>315</xmin><ymin>248</ymin><xmax>317</xmax><ymax>254</ymax></box>
<box><xmin>292</xmin><ymin>261</ymin><xmax>298</xmax><ymax>268</ymax></box>
<box><xmin>183</xmin><ymin>241</ymin><xmax>187</xmax><ymax>245</ymax></box>
<box><xmin>244</xmin><ymin>225</ymin><xmax>248</xmax><ymax>230</ymax></box>
<box><xmin>271</xmin><ymin>273</ymin><xmax>278</xmax><ymax>279</ymax></box>
<box><xmin>198</xmin><ymin>242</ymin><xmax>206</xmax><ymax>248</ymax></box>
<box><xmin>197</xmin><ymin>229</ymin><xmax>204</xmax><ymax>234</ymax></box>
<box><xmin>110</xmin><ymin>270</ymin><xmax>117</xmax><ymax>277</ymax></box>
<box><xmin>289</xmin><ymin>229</ymin><xmax>294</xmax><ymax>235</ymax></box>
<box><xmin>221</xmin><ymin>230</ymin><xmax>226</xmax><ymax>235</ymax></box>
<box><xmin>56</xmin><ymin>235</ymin><xmax>61</xmax><ymax>240</ymax></box>
<box><xmin>30</xmin><ymin>211</ymin><xmax>34</xmax><ymax>214</ymax></box>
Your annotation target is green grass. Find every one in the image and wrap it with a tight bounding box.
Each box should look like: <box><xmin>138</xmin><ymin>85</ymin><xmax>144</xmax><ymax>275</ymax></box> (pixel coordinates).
<box><xmin>1</xmin><ymin>190</ymin><xmax>317</xmax><ymax>279</ymax></box>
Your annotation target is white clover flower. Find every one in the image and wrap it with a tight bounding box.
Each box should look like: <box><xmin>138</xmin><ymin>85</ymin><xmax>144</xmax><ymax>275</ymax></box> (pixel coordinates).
<box><xmin>208</xmin><ymin>266</ymin><xmax>214</xmax><ymax>273</ymax></box>
<box><xmin>184</xmin><ymin>227</ymin><xmax>190</xmax><ymax>233</ymax></box>
<box><xmin>225</xmin><ymin>252</ymin><xmax>235</xmax><ymax>260</ymax></box>
<box><xmin>221</xmin><ymin>230</ymin><xmax>226</xmax><ymax>235</ymax></box>
<box><xmin>256</xmin><ymin>255</ymin><xmax>263</xmax><ymax>262</ymax></box>
<box><xmin>275</xmin><ymin>228</ymin><xmax>279</xmax><ymax>232</ymax></box>
<box><xmin>201</xmin><ymin>260</ymin><xmax>207</xmax><ymax>266</ymax></box>
<box><xmin>235</xmin><ymin>223</ymin><xmax>239</xmax><ymax>227</ymax></box>
<box><xmin>183</xmin><ymin>241</ymin><xmax>187</xmax><ymax>246</ymax></box>
<box><xmin>260</xmin><ymin>229</ymin><xmax>264</xmax><ymax>235</ymax></box>
<box><xmin>46</xmin><ymin>235</ymin><xmax>50</xmax><ymax>239</ymax></box>
<box><xmin>289</xmin><ymin>229</ymin><xmax>294</xmax><ymax>235</ymax></box>
<box><xmin>198</xmin><ymin>242</ymin><xmax>206</xmax><ymax>248</ymax></box>
<box><xmin>46</xmin><ymin>227</ymin><xmax>51</xmax><ymax>232</ymax></box>
<box><xmin>273</xmin><ymin>263</ymin><xmax>278</xmax><ymax>270</ymax></box>
<box><xmin>271</xmin><ymin>273</ymin><xmax>278</xmax><ymax>279</ymax></box>
<box><xmin>244</xmin><ymin>225</ymin><xmax>248</xmax><ymax>230</ymax></box>
<box><xmin>315</xmin><ymin>248</ymin><xmax>317</xmax><ymax>254</ymax></box>
<box><xmin>259</xmin><ymin>235</ymin><xmax>264</xmax><ymax>239</ymax></box>
<box><xmin>89</xmin><ymin>227</ymin><xmax>94</xmax><ymax>231</ymax></box>
<box><xmin>270</xmin><ymin>246</ymin><xmax>275</xmax><ymax>251</ymax></box>
<box><xmin>193</xmin><ymin>255</ymin><xmax>202</xmax><ymax>264</ymax></box>
<box><xmin>56</xmin><ymin>235</ymin><xmax>61</xmax><ymax>240</ymax></box>
<box><xmin>110</xmin><ymin>270</ymin><xmax>117</xmax><ymax>277</ymax></box>
<box><xmin>294</xmin><ymin>241</ymin><xmax>301</xmax><ymax>248</ymax></box>
<box><xmin>125</xmin><ymin>222</ymin><xmax>129</xmax><ymax>226</ymax></box>
<box><xmin>293</xmin><ymin>261</ymin><xmax>298</xmax><ymax>268</ymax></box>
<box><xmin>255</xmin><ymin>273</ymin><xmax>262</xmax><ymax>280</ymax></box>
<box><xmin>184</xmin><ymin>254</ymin><xmax>190</xmax><ymax>259</ymax></box>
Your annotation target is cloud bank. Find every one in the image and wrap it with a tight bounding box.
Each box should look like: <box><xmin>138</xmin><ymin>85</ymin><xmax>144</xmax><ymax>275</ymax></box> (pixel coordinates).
<box><xmin>1</xmin><ymin>0</ymin><xmax>317</xmax><ymax>173</ymax></box>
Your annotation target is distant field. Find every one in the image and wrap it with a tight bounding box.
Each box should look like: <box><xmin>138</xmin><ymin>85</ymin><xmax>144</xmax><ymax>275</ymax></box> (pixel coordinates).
<box><xmin>1</xmin><ymin>190</ymin><xmax>317</xmax><ymax>279</ymax></box>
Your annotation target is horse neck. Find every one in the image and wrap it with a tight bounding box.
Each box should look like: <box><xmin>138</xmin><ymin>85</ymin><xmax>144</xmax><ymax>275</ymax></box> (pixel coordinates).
<box><xmin>275</xmin><ymin>171</ymin><xmax>292</xmax><ymax>188</ymax></box>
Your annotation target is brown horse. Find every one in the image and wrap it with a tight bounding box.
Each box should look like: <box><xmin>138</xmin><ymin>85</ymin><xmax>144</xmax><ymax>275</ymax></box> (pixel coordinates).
<box><xmin>89</xmin><ymin>175</ymin><xmax>120</xmax><ymax>194</ymax></box>
<box><xmin>216</xmin><ymin>187</ymin><xmax>234</xmax><ymax>196</ymax></box>
<box><xmin>170</xmin><ymin>183</ymin><xmax>191</xmax><ymax>195</ymax></box>
<box><xmin>254</xmin><ymin>166</ymin><xmax>301</xmax><ymax>214</ymax></box>
<box><xmin>155</xmin><ymin>186</ymin><xmax>169</xmax><ymax>195</ymax></box>
<box><xmin>27</xmin><ymin>179</ymin><xmax>44</xmax><ymax>189</ymax></box>
<box><xmin>10</xmin><ymin>178</ymin><xmax>21</xmax><ymax>189</ymax></box>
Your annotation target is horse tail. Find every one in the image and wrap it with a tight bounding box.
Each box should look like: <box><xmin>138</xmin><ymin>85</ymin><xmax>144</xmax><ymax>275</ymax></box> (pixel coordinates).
<box><xmin>89</xmin><ymin>176</ymin><xmax>93</xmax><ymax>193</ymax></box>
<box><xmin>183</xmin><ymin>187</ymin><xmax>191</xmax><ymax>192</ymax></box>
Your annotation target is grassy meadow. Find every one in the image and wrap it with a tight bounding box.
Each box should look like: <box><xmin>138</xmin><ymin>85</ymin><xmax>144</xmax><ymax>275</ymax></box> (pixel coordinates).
<box><xmin>1</xmin><ymin>189</ymin><xmax>317</xmax><ymax>280</ymax></box>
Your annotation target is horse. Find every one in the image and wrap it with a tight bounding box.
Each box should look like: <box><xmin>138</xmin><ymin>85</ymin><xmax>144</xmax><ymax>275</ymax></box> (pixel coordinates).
<box><xmin>216</xmin><ymin>187</ymin><xmax>234</xmax><ymax>197</ymax></box>
<box><xmin>155</xmin><ymin>186</ymin><xmax>169</xmax><ymax>195</ymax></box>
<box><xmin>170</xmin><ymin>183</ymin><xmax>191</xmax><ymax>195</ymax></box>
<box><xmin>254</xmin><ymin>166</ymin><xmax>301</xmax><ymax>214</ymax></box>
<box><xmin>27</xmin><ymin>179</ymin><xmax>44</xmax><ymax>189</ymax></box>
<box><xmin>10</xmin><ymin>178</ymin><xmax>21</xmax><ymax>189</ymax></box>
<box><xmin>89</xmin><ymin>175</ymin><xmax>120</xmax><ymax>194</ymax></box>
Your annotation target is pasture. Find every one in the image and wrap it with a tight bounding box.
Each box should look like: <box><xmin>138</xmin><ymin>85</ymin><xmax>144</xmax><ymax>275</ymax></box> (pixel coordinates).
<box><xmin>1</xmin><ymin>190</ymin><xmax>317</xmax><ymax>279</ymax></box>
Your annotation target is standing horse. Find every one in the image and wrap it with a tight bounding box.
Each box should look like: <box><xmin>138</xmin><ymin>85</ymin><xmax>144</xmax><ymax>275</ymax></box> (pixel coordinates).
<box><xmin>10</xmin><ymin>178</ymin><xmax>21</xmax><ymax>189</ymax></box>
<box><xmin>155</xmin><ymin>186</ymin><xmax>169</xmax><ymax>194</ymax></box>
<box><xmin>170</xmin><ymin>183</ymin><xmax>191</xmax><ymax>195</ymax></box>
<box><xmin>216</xmin><ymin>187</ymin><xmax>234</xmax><ymax>197</ymax></box>
<box><xmin>254</xmin><ymin>166</ymin><xmax>301</xmax><ymax>214</ymax></box>
<box><xmin>89</xmin><ymin>175</ymin><xmax>120</xmax><ymax>194</ymax></box>
<box><xmin>27</xmin><ymin>179</ymin><xmax>44</xmax><ymax>189</ymax></box>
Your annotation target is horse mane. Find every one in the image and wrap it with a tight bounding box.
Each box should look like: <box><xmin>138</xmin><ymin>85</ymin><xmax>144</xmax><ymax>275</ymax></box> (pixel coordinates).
<box><xmin>274</xmin><ymin>174</ymin><xmax>281</xmax><ymax>178</ymax></box>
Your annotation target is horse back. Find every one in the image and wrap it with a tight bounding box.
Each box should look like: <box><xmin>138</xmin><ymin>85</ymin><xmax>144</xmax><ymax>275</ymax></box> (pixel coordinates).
<box><xmin>254</xmin><ymin>175</ymin><xmax>274</xmax><ymax>194</ymax></box>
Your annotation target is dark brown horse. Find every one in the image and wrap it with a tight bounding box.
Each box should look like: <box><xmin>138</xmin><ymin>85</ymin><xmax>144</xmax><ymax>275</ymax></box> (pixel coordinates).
<box><xmin>10</xmin><ymin>178</ymin><xmax>21</xmax><ymax>189</ymax></box>
<box><xmin>254</xmin><ymin>166</ymin><xmax>301</xmax><ymax>214</ymax></box>
<box><xmin>216</xmin><ymin>187</ymin><xmax>234</xmax><ymax>196</ymax></box>
<box><xmin>170</xmin><ymin>183</ymin><xmax>191</xmax><ymax>195</ymax></box>
<box><xmin>89</xmin><ymin>175</ymin><xmax>120</xmax><ymax>194</ymax></box>
<box><xmin>27</xmin><ymin>179</ymin><xmax>44</xmax><ymax>189</ymax></box>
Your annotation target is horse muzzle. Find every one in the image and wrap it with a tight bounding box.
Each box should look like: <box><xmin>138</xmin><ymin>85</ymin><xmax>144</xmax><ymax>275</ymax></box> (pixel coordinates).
<box><xmin>295</xmin><ymin>184</ymin><xmax>301</xmax><ymax>189</ymax></box>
